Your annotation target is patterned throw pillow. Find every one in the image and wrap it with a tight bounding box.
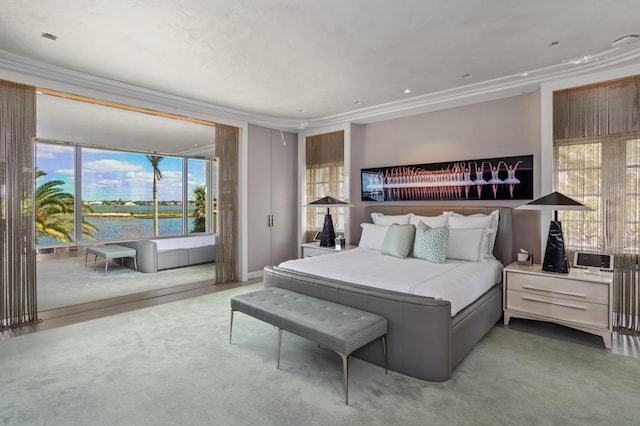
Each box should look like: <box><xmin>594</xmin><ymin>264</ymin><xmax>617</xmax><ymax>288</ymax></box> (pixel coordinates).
<box><xmin>413</xmin><ymin>222</ymin><xmax>449</xmax><ymax>263</ymax></box>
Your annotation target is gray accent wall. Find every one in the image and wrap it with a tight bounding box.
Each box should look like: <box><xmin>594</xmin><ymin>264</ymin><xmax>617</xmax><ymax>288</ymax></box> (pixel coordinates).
<box><xmin>349</xmin><ymin>91</ymin><xmax>542</xmax><ymax>262</ymax></box>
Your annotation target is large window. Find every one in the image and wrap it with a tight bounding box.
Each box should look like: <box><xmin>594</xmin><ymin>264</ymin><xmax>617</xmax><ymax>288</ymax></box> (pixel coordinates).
<box><xmin>35</xmin><ymin>141</ymin><xmax>213</xmax><ymax>246</ymax></box>
<box><xmin>35</xmin><ymin>142</ymin><xmax>78</xmax><ymax>244</ymax></box>
<box><xmin>305</xmin><ymin>131</ymin><xmax>345</xmax><ymax>241</ymax></box>
<box><xmin>555</xmin><ymin>135</ymin><xmax>640</xmax><ymax>253</ymax></box>
<box><xmin>553</xmin><ymin>77</ymin><xmax>640</xmax><ymax>254</ymax></box>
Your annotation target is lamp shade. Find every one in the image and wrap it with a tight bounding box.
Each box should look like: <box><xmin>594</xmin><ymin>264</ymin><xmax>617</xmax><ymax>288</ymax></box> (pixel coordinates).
<box><xmin>304</xmin><ymin>196</ymin><xmax>352</xmax><ymax>208</ymax></box>
<box><xmin>516</xmin><ymin>192</ymin><xmax>593</xmax><ymax>212</ymax></box>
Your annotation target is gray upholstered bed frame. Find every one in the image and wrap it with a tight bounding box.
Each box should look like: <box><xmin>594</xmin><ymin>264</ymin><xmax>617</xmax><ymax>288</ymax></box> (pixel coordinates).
<box><xmin>263</xmin><ymin>205</ymin><xmax>513</xmax><ymax>382</ymax></box>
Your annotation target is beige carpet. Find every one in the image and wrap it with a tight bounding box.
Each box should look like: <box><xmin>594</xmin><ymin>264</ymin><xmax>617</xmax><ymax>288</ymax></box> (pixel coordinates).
<box><xmin>37</xmin><ymin>254</ymin><xmax>215</xmax><ymax>311</ymax></box>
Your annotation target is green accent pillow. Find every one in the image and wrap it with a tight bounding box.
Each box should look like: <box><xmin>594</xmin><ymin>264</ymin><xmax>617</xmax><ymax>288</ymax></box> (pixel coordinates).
<box><xmin>381</xmin><ymin>224</ymin><xmax>416</xmax><ymax>258</ymax></box>
<box><xmin>413</xmin><ymin>222</ymin><xmax>449</xmax><ymax>263</ymax></box>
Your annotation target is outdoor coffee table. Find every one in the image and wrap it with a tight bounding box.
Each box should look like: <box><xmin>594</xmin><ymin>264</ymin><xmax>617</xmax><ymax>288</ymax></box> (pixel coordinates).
<box><xmin>85</xmin><ymin>244</ymin><xmax>137</xmax><ymax>276</ymax></box>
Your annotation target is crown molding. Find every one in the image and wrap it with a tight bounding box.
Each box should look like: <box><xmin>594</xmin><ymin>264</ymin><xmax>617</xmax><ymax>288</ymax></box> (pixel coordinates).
<box><xmin>2</xmin><ymin>47</ymin><xmax>640</xmax><ymax>133</ymax></box>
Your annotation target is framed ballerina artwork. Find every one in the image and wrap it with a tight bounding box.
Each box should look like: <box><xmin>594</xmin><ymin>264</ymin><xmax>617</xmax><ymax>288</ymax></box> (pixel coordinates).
<box><xmin>361</xmin><ymin>154</ymin><xmax>533</xmax><ymax>202</ymax></box>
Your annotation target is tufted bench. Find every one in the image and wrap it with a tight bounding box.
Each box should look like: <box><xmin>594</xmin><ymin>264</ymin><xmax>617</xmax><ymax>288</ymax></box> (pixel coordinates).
<box><xmin>85</xmin><ymin>244</ymin><xmax>137</xmax><ymax>276</ymax></box>
<box><xmin>229</xmin><ymin>287</ymin><xmax>388</xmax><ymax>404</ymax></box>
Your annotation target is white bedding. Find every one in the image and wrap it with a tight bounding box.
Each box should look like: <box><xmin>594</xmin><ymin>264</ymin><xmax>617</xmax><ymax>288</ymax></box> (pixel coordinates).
<box><xmin>278</xmin><ymin>247</ymin><xmax>503</xmax><ymax>316</ymax></box>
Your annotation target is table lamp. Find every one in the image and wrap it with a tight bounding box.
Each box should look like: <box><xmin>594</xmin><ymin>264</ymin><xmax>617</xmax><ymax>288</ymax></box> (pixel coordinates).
<box><xmin>516</xmin><ymin>192</ymin><xmax>593</xmax><ymax>273</ymax></box>
<box><xmin>304</xmin><ymin>196</ymin><xmax>351</xmax><ymax>246</ymax></box>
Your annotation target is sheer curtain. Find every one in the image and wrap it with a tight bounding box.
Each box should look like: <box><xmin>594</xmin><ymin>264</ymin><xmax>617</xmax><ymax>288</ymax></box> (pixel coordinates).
<box><xmin>214</xmin><ymin>125</ymin><xmax>239</xmax><ymax>283</ymax></box>
<box><xmin>305</xmin><ymin>131</ymin><xmax>344</xmax><ymax>242</ymax></box>
<box><xmin>553</xmin><ymin>76</ymin><xmax>640</xmax><ymax>335</ymax></box>
<box><xmin>1</xmin><ymin>80</ymin><xmax>37</xmax><ymax>329</ymax></box>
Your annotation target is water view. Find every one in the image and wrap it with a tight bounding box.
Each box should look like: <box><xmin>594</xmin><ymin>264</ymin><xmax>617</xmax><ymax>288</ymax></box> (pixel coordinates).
<box><xmin>35</xmin><ymin>142</ymin><xmax>213</xmax><ymax>246</ymax></box>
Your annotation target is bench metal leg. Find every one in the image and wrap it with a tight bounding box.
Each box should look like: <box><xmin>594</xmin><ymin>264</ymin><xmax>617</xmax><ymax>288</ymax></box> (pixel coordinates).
<box><xmin>338</xmin><ymin>352</ymin><xmax>349</xmax><ymax>405</ymax></box>
<box><xmin>277</xmin><ymin>328</ymin><xmax>284</xmax><ymax>370</ymax></box>
<box><xmin>104</xmin><ymin>258</ymin><xmax>109</xmax><ymax>276</ymax></box>
<box><xmin>229</xmin><ymin>309</ymin><xmax>235</xmax><ymax>344</ymax></box>
<box><xmin>382</xmin><ymin>335</ymin><xmax>388</xmax><ymax>375</ymax></box>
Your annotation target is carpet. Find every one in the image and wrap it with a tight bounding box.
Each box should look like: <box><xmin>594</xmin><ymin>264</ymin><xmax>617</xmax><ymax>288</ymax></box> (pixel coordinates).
<box><xmin>1</xmin><ymin>284</ymin><xmax>639</xmax><ymax>426</ymax></box>
<box><xmin>37</xmin><ymin>255</ymin><xmax>215</xmax><ymax>311</ymax></box>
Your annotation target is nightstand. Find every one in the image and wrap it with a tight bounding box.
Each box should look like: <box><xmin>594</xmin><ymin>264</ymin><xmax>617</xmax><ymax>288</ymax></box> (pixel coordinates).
<box><xmin>300</xmin><ymin>242</ymin><xmax>357</xmax><ymax>258</ymax></box>
<box><xmin>503</xmin><ymin>262</ymin><xmax>613</xmax><ymax>349</ymax></box>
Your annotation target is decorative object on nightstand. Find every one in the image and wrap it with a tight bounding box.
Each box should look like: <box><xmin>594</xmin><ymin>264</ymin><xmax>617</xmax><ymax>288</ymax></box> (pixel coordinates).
<box><xmin>516</xmin><ymin>191</ymin><xmax>593</xmax><ymax>273</ymax></box>
<box><xmin>304</xmin><ymin>196</ymin><xmax>352</xmax><ymax>247</ymax></box>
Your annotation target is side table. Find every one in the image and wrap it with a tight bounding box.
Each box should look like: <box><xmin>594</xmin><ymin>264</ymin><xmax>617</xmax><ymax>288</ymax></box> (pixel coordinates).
<box><xmin>503</xmin><ymin>262</ymin><xmax>613</xmax><ymax>348</ymax></box>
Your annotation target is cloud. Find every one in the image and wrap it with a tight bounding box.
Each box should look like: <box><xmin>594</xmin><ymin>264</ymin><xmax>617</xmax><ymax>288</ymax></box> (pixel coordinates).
<box><xmin>55</xmin><ymin>168</ymin><xmax>74</xmax><ymax>175</ymax></box>
<box><xmin>83</xmin><ymin>159</ymin><xmax>143</xmax><ymax>173</ymax></box>
<box><xmin>97</xmin><ymin>179</ymin><xmax>122</xmax><ymax>187</ymax></box>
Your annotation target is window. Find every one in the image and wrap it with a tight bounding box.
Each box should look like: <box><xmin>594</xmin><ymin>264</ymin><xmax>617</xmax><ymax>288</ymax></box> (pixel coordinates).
<box><xmin>188</xmin><ymin>158</ymin><xmax>209</xmax><ymax>234</ymax></box>
<box><xmin>35</xmin><ymin>142</ymin><xmax>77</xmax><ymax>244</ymax></box>
<box><xmin>35</xmin><ymin>141</ymin><xmax>214</xmax><ymax>246</ymax></box>
<box><xmin>553</xmin><ymin>77</ymin><xmax>640</xmax><ymax>254</ymax></box>
<box><xmin>305</xmin><ymin>131</ymin><xmax>345</xmax><ymax>241</ymax></box>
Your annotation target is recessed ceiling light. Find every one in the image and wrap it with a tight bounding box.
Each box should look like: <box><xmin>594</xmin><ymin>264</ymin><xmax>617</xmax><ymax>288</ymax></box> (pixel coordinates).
<box><xmin>520</xmin><ymin>72</ymin><xmax>529</xmax><ymax>77</ymax></box>
<box><xmin>41</xmin><ymin>32</ymin><xmax>57</xmax><ymax>41</ymax></box>
<box><xmin>462</xmin><ymin>73</ymin><xmax>472</xmax><ymax>79</ymax></box>
<box><xmin>403</xmin><ymin>89</ymin><xmax>411</xmax><ymax>94</ymax></box>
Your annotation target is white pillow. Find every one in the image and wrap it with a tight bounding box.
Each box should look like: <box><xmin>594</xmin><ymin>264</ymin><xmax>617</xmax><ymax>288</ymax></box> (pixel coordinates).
<box><xmin>409</xmin><ymin>213</ymin><xmax>448</xmax><ymax>228</ymax></box>
<box><xmin>370</xmin><ymin>212</ymin><xmax>411</xmax><ymax>225</ymax></box>
<box><xmin>358</xmin><ymin>223</ymin><xmax>390</xmax><ymax>250</ymax></box>
<box><xmin>447</xmin><ymin>228</ymin><xmax>488</xmax><ymax>262</ymax></box>
<box><xmin>445</xmin><ymin>210</ymin><xmax>499</xmax><ymax>258</ymax></box>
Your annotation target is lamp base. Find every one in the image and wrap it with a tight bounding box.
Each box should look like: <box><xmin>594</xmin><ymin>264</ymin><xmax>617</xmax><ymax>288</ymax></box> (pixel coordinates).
<box><xmin>320</xmin><ymin>214</ymin><xmax>336</xmax><ymax>247</ymax></box>
<box><xmin>542</xmin><ymin>220</ymin><xmax>569</xmax><ymax>273</ymax></box>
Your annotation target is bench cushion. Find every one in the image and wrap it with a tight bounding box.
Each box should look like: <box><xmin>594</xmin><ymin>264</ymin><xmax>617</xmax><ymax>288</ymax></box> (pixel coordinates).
<box><xmin>231</xmin><ymin>288</ymin><xmax>387</xmax><ymax>355</ymax></box>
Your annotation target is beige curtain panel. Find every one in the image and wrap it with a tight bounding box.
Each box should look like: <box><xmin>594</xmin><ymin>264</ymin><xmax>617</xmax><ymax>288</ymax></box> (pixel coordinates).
<box><xmin>1</xmin><ymin>79</ymin><xmax>37</xmax><ymax>329</ymax></box>
<box><xmin>214</xmin><ymin>125</ymin><xmax>239</xmax><ymax>284</ymax></box>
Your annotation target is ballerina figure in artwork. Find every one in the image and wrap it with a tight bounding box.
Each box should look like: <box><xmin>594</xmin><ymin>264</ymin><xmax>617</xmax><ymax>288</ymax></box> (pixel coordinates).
<box><xmin>500</xmin><ymin>160</ymin><xmax>523</xmax><ymax>198</ymax></box>
<box><xmin>473</xmin><ymin>161</ymin><xmax>487</xmax><ymax>199</ymax></box>
<box><xmin>487</xmin><ymin>161</ymin><xmax>504</xmax><ymax>199</ymax></box>
<box><xmin>462</xmin><ymin>162</ymin><xmax>474</xmax><ymax>199</ymax></box>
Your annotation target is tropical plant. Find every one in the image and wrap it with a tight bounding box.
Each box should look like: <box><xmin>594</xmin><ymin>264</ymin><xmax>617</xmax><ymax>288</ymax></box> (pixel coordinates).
<box><xmin>35</xmin><ymin>169</ymin><xmax>98</xmax><ymax>243</ymax></box>
<box><xmin>191</xmin><ymin>184</ymin><xmax>206</xmax><ymax>233</ymax></box>
<box><xmin>146</xmin><ymin>155</ymin><xmax>164</xmax><ymax>236</ymax></box>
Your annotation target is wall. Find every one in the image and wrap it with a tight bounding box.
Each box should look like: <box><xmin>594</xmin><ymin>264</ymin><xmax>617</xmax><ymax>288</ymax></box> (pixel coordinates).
<box><xmin>350</xmin><ymin>91</ymin><xmax>542</xmax><ymax>261</ymax></box>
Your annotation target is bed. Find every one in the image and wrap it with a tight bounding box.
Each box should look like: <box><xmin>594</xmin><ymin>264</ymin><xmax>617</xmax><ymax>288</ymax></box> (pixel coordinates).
<box><xmin>263</xmin><ymin>205</ymin><xmax>513</xmax><ymax>382</ymax></box>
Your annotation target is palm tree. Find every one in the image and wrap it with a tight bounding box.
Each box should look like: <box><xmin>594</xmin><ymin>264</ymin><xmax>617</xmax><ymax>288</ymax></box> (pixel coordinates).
<box><xmin>146</xmin><ymin>155</ymin><xmax>164</xmax><ymax>236</ymax></box>
<box><xmin>35</xmin><ymin>169</ymin><xmax>98</xmax><ymax>243</ymax></box>
<box><xmin>191</xmin><ymin>185</ymin><xmax>206</xmax><ymax>233</ymax></box>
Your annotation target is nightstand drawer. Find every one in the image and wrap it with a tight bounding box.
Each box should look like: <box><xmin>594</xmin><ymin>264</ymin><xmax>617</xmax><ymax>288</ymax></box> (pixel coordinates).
<box><xmin>506</xmin><ymin>272</ymin><xmax>608</xmax><ymax>304</ymax></box>
<box><xmin>507</xmin><ymin>289</ymin><xmax>609</xmax><ymax>328</ymax></box>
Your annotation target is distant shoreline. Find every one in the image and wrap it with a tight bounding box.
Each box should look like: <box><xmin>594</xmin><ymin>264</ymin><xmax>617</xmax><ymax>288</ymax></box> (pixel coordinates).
<box><xmin>85</xmin><ymin>212</ymin><xmax>185</xmax><ymax>219</ymax></box>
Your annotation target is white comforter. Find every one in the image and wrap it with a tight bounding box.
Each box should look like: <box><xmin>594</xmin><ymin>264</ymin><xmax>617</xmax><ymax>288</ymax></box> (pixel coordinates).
<box><xmin>278</xmin><ymin>247</ymin><xmax>503</xmax><ymax>316</ymax></box>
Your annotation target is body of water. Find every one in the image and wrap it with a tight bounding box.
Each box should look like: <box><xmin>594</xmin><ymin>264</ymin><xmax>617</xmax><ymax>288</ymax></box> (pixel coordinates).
<box><xmin>38</xmin><ymin>205</ymin><xmax>200</xmax><ymax>245</ymax></box>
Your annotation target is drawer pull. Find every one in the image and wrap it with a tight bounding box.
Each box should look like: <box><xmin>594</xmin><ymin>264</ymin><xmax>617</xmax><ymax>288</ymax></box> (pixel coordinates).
<box><xmin>521</xmin><ymin>285</ymin><xmax>587</xmax><ymax>299</ymax></box>
<box><xmin>521</xmin><ymin>296</ymin><xmax>587</xmax><ymax>310</ymax></box>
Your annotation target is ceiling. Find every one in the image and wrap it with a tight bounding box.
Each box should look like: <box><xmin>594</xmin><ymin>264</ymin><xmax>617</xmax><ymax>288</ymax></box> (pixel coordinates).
<box><xmin>2</xmin><ymin>0</ymin><xmax>640</xmax><ymax>151</ymax></box>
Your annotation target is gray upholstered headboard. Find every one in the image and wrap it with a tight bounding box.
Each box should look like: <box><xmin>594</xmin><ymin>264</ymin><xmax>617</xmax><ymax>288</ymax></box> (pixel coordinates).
<box><xmin>363</xmin><ymin>205</ymin><xmax>514</xmax><ymax>266</ymax></box>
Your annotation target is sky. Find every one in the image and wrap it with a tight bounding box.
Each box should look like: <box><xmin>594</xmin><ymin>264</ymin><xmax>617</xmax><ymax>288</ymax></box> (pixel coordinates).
<box><xmin>36</xmin><ymin>143</ymin><xmax>209</xmax><ymax>202</ymax></box>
